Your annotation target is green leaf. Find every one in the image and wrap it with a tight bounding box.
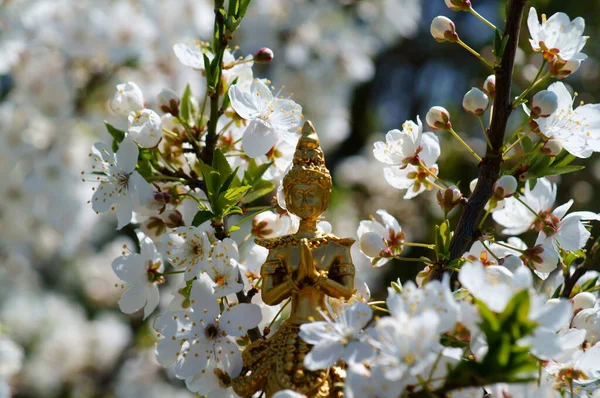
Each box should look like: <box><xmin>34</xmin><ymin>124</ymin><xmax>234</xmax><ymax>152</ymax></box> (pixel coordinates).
<box><xmin>221</xmin><ymin>77</ymin><xmax>238</xmax><ymax>111</ymax></box>
<box><xmin>243</xmin><ymin>159</ymin><xmax>272</xmax><ymax>185</ymax></box>
<box><xmin>216</xmin><ymin>185</ymin><xmax>251</xmax><ymax>216</ymax></box>
<box><xmin>104</xmin><ymin>121</ymin><xmax>126</xmax><ymax>152</ymax></box>
<box><xmin>241</xmin><ymin>179</ymin><xmax>276</xmax><ymax>204</ymax></box>
<box><xmin>492</xmin><ymin>29</ymin><xmax>503</xmax><ymax>57</ymax></box>
<box><xmin>536</xmin><ymin>165</ymin><xmax>584</xmax><ymax>178</ymax></box>
<box><xmin>391</xmin><ymin>278</ymin><xmax>403</xmax><ymax>293</ymax></box>
<box><xmin>520</xmin><ymin>135</ymin><xmax>535</xmax><ymax>153</ymax></box>
<box><xmin>552</xmin><ymin>151</ymin><xmax>576</xmax><ymax>168</ymax></box>
<box><xmin>218</xmin><ymin>167</ymin><xmax>240</xmax><ymax>197</ymax></box>
<box><xmin>180</xmin><ymin>84</ymin><xmax>193</xmax><ymax>124</ymax></box>
<box><xmin>499</xmin><ymin>34</ymin><xmax>510</xmax><ymax>58</ymax></box>
<box><xmin>198</xmin><ymin>161</ymin><xmax>221</xmax><ymax>206</ymax></box>
<box><xmin>192</xmin><ymin>210</ymin><xmax>215</xmax><ymax>227</ymax></box>
<box><xmin>435</xmin><ymin>220</ymin><xmax>451</xmax><ymax>261</ymax></box>
<box><xmin>213</xmin><ymin>147</ymin><xmax>233</xmax><ymax>177</ymax></box>
<box><xmin>475</xmin><ymin>299</ymin><xmax>500</xmax><ymax>333</ymax></box>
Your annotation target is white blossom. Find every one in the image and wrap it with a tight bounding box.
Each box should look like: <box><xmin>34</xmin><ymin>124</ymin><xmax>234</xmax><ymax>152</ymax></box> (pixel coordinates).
<box><xmin>527</xmin><ymin>7</ymin><xmax>587</xmax><ymax>63</ymax></box>
<box><xmin>572</xmin><ymin>308</ymin><xmax>600</xmax><ymax>343</ymax></box>
<box><xmin>229</xmin><ymin>79</ymin><xmax>303</xmax><ymax>157</ymax></box>
<box><xmin>483</xmin><ymin>75</ymin><xmax>496</xmax><ymax>98</ymax></box>
<box><xmin>110</xmin><ymin>82</ymin><xmax>145</xmax><ymax>116</ymax></box>
<box><xmin>128</xmin><ymin>109</ymin><xmax>163</xmax><ymax>148</ymax></box>
<box><xmin>112</xmin><ymin>231</ymin><xmax>164</xmax><ymax>319</ymax></box>
<box><xmin>493</xmin><ymin>175</ymin><xmax>517</xmax><ymax>198</ymax></box>
<box><xmin>89</xmin><ymin>137</ymin><xmax>154</xmax><ymax>230</ymax></box>
<box><xmin>299</xmin><ymin>302</ymin><xmax>374</xmax><ymax>370</ymax></box>
<box><xmin>357</xmin><ymin>210</ymin><xmax>405</xmax><ymax>267</ymax></box>
<box><xmin>204</xmin><ymin>238</ymin><xmax>243</xmax><ymax>297</ymax></box>
<box><xmin>458</xmin><ymin>261</ymin><xmax>532</xmax><ymax>312</ymax></box>
<box><xmin>533</xmin><ymin>82</ymin><xmax>600</xmax><ymax>158</ymax></box>
<box><xmin>162</xmin><ymin>226</ymin><xmax>211</xmax><ymax>281</ymax></box>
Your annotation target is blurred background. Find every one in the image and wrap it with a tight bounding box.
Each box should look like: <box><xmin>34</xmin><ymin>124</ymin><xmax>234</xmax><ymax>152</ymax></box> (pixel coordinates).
<box><xmin>0</xmin><ymin>0</ymin><xmax>598</xmax><ymax>396</ymax></box>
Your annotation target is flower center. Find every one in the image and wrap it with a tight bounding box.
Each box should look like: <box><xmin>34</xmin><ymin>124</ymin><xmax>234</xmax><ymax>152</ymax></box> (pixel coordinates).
<box><xmin>533</xmin><ymin>210</ymin><xmax>560</xmax><ymax>236</ymax></box>
<box><xmin>204</xmin><ymin>324</ymin><xmax>220</xmax><ymax>340</ymax></box>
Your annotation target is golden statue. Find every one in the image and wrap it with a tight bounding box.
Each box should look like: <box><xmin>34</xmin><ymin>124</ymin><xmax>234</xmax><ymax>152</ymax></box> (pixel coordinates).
<box><xmin>232</xmin><ymin>121</ymin><xmax>356</xmax><ymax>397</ymax></box>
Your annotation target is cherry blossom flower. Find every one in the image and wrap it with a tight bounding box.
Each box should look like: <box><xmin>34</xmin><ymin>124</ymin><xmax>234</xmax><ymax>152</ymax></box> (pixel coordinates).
<box><xmin>153</xmin><ymin>274</ymin><xmax>262</xmax><ymax>379</ymax></box>
<box><xmin>493</xmin><ymin>178</ymin><xmax>600</xmax><ymax>251</ymax></box>
<box><xmin>110</xmin><ymin>82</ymin><xmax>145</xmax><ymax>116</ymax></box>
<box><xmin>89</xmin><ymin>137</ymin><xmax>154</xmax><ymax>230</ymax></box>
<box><xmin>527</xmin><ymin>8</ymin><xmax>587</xmax><ymax>63</ymax></box>
<box><xmin>373</xmin><ymin>117</ymin><xmax>441</xmax><ymax>199</ymax></box>
<box><xmin>228</xmin><ymin>79</ymin><xmax>303</xmax><ymax>157</ymax></box>
<box><xmin>572</xmin><ymin>308</ymin><xmax>600</xmax><ymax>343</ymax></box>
<box><xmin>389</xmin><ymin>276</ymin><xmax>459</xmax><ymax>335</ymax></box>
<box><xmin>111</xmin><ymin>232</ymin><xmax>163</xmax><ymax>319</ymax></box>
<box><xmin>357</xmin><ymin>209</ymin><xmax>405</xmax><ymax>267</ymax></box>
<box><xmin>204</xmin><ymin>238</ymin><xmax>243</xmax><ymax>297</ymax></box>
<box><xmin>300</xmin><ymin>302</ymin><xmax>374</xmax><ymax>371</ymax></box>
<box><xmin>251</xmin><ymin>210</ymin><xmax>294</xmax><ymax>238</ymax></box>
<box><xmin>128</xmin><ymin>109</ymin><xmax>163</xmax><ymax>148</ymax></box>
<box><xmin>545</xmin><ymin>344</ymin><xmax>600</xmax><ymax>387</ymax></box>
<box><xmin>162</xmin><ymin>226</ymin><xmax>212</xmax><ymax>281</ymax></box>
<box><xmin>532</xmin><ymin>82</ymin><xmax>600</xmax><ymax>158</ymax></box>
<box><xmin>458</xmin><ymin>261</ymin><xmax>532</xmax><ymax>312</ymax></box>
<box><xmin>345</xmin><ymin>363</ymin><xmax>406</xmax><ymax>398</ymax></box>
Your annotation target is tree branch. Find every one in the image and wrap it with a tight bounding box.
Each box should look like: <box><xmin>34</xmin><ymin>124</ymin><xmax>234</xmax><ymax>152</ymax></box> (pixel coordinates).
<box><xmin>429</xmin><ymin>0</ymin><xmax>527</xmax><ymax>281</ymax></box>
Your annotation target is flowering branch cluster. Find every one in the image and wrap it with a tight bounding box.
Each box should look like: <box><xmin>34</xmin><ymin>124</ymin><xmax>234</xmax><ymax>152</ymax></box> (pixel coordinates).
<box><xmin>74</xmin><ymin>0</ymin><xmax>600</xmax><ymax>396</ymax></box>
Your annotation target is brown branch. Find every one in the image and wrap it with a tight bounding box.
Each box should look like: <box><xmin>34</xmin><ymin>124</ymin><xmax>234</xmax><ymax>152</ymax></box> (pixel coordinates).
<box><xmin>429</xmin><ymin>0</ymin><xmax>527</xmax><ymax>281</ymax></box>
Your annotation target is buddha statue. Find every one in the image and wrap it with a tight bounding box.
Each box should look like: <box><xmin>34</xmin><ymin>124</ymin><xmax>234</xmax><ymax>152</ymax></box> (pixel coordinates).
<box><xmin>231</xmin><ymin>121</ymin><xmax>356</xmax><ymax>397</ymax></box>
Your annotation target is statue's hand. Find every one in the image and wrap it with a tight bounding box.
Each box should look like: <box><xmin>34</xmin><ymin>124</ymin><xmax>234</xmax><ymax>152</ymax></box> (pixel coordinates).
<box><xmin>297</xmin><ymin>238</ymin><xmax>313</xmax><ymax>284</ymax></box>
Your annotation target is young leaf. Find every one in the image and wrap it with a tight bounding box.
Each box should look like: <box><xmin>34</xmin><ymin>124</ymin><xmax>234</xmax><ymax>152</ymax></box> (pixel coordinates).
<box><xmin>241</xmin><ymin>179</ymin><xmax>276</xmax><ymax>204</ymax></box>
<box><xmin>180</xmin><ymin>84</ymin><xmax>193</xmax><ymax>124</ymax></box>
<box><xmin>104</xmin><ymin>121</ymin><xmax>126</xmax><ymax>152</ymax></box>
<box><xmin>192</xmin><ymin>210</ymin><xmax>215</xmax><ymax>227</ymax></box>
<box><xmin>213</xmin><ymin>147</ymin><xmax>233</xmax><ymax>177</ymax></box>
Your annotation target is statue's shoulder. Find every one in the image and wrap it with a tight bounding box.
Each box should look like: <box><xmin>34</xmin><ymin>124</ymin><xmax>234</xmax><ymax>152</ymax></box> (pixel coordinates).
<box><xmin>254</xmin><ymin>233</ymin><xmax>355</xmax><ymax>249</ymax></box>
<box><xmin>320</xmin><ymin>234</ymin><xmax>355</xmax><ymax>248</ymax></box>
<box><xmin>254</xmin><ymin>234</ymin><xmax>295</xmax><ymax>250</ymax></box>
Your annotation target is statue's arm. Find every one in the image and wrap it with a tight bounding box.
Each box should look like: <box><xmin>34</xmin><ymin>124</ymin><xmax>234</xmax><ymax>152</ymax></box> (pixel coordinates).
<box><xmin>260</xmin><ymin>252</ymin><xmax>297</xmax><ymax>305</ymax></box>
<box><xmin>318</xmin><ymin>246</ymin><xmax>355</xmax><ymax>300</ymax></box>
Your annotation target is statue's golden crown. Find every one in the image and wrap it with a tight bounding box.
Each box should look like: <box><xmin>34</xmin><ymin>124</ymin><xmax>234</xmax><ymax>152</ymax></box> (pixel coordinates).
<box><xmin>286</xmin><ymin>121</ymin><xmax>331</xmax><ymax>183</ymax></box>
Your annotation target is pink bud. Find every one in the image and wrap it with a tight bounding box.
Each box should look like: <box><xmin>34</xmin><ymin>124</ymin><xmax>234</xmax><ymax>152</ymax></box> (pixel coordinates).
<box><xmin>254</xmin><ymin>47</ymin><xmax>274</xmax><ymax>64</ymax></box>
<box><xmin>462</xmin><ymin>87</ymin><xmax>489</xmax><ymax>115</ymax></box>
<box><xmin>530</xmin><ymin>90</ymin><xmax>558</xmax><ymax>118</ymax></box>
<box><xmin>493</xmin><ymin>175</ymin><xmax>517</xmax><ymax>198</ymax></box>
<box><xmin>541</xmin><ymin>138</ymin><xmax>562</xmax><ymax>157</ymax></box>
<box><xmin>430</xmin><ymin>16</ymin><xmax>459</xmax><ymax>43</ymax></box>
<box><xmin>437</xmin><ymin>185</ymin><xmax>462</xmax><ymax>214</ymax></box>
<box><xmin>483</xmin><ymin>75</ymin><xmax>496</xmax><ymax>98</ymax></box>
<box><xmin>426</xmin><ymin>106</ymin><xmax>452</xmax><ymax>130</ymax></box>
<box><xmin>444</xmin><ymin>0</ymin><xmax>471</xmax><ymax>11</ymax></box>
<box><xmin>549</xmin><ymin>57</ymin><xmax>583</xmax><ymax>79</ymax></box>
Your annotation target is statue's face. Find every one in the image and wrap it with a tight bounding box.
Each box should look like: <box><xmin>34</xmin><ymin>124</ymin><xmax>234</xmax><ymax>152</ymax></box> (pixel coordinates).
<box><xmin>287</xmin><ymin>183</ymin><xmax>327</xmax><ymax>219</ymax></box>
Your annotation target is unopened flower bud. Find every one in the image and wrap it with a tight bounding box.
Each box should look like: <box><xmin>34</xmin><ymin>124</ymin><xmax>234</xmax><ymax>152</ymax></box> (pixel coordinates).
<box><xmin>430</xmin><ymin>16</ymin><xmax>459</xmax><ymax>43</ymax></box>
<box><xmin>469</xmin><ymin>178</ymin><xmax>478</xmax><ymax>193</ymax></box>
<box><xmin>549</xmin><ymin>57</ymin><xmax>583</xmax><ymax>79</ymax></box>
<box><xmin>530</xmin><ymin>90</ymin><xmax>558</xmax><ymax>118</ymax></box>
<box><xmin>462</xmin><ymin>87</ymin><xmax>489</xmax><ymax>115</ymax></box>
<box><xmin>254</xmin><ymin>47</ymin><xmax>274</xmax><ymax>64</ymax></box>
<box><xmin>426</xmin><ymin>106</ymin><xmax>452</xmax><ymax>130</ymax></box>
<box><xmin>437</xmin><ymin>185</ymin><xmax>462</xmax><ymax>214</ymax></box>
<box><xmin>128</xmin><ymin>109</ymin><xmax>163</xmax><ymax>148</ymax></box>
<box><xmin>541</xmin><ymin>138</ymin><xmax>563</xmax><ymax>156</ymax></box>
<box><xmin>572</xmin><ymin>292</ymin><xmax>596</xmax><ymax>312</ymax></box>
<box><xmin>483</xmin><ymin>75</ymin><xmax>496</xmax><ymax>98</ymax></box>
<box><xmin>157</xmin><ymin>88</ymin><xmax>180</xmax><ymax>116</ymax></box>
<box><xmin>110</xmin><ymin>82</ymin><xmax>145</xmax><ymax>116</ymax></box>
<box><xmin>444</xmin><ymin>0</ymin><xmax>471</xmax><ymax>11</ymax></box>
<box><xmin>358</xmin><ymin>232</ymin><xmax>386</xmax><ymax>258</ymax></box>
<box><xmin>493</xmin><ymin>175</ymin><xmax>517</xmax><ymax>198</ymax></box>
